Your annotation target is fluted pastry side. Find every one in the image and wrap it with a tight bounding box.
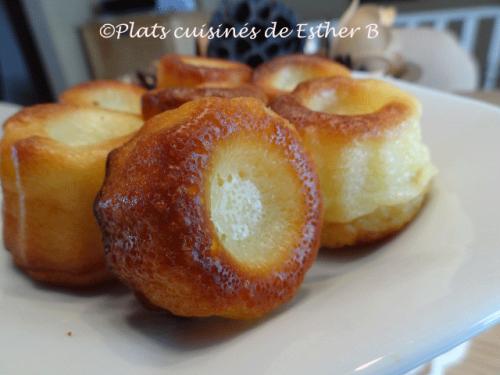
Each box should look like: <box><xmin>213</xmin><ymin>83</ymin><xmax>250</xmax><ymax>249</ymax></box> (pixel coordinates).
<box><xmin>95</xmin><ymin>97</ymin><xmax>322</xmax><ymax>318</ymax></box>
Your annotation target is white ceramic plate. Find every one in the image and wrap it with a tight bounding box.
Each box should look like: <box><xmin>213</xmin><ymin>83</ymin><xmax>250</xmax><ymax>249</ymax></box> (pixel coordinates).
<box><xmin>1</xmin><ymin>83</ymin><xmax>500</xmax><ymax>375</ymax></box>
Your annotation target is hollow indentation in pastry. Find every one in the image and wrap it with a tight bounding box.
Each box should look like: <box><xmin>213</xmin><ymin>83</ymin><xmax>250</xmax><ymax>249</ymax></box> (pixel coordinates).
<box><xmin>253</xmin><ymin>54</ymin><xmax>351</xmax><ymax>99</ymax></box>
<box><xmin>295</xmin><ymin>77</ymin><xmax>413</xmax><ymax>116</ymax></box>
<box><xmin>94</xmin><ymin>97</ymin><xmax>322</xmax><ymax>318</ymax></box>
<box><xmin>209</xmin><ymin>135</ymin><xmax>305</xmax><ymax>268</ymax></box>
<box><xmin>47</xmin><ymin>109</ymin><xmax>142</xmax><ymax>146</ymax></box>
<box><xmin>157</xmin><ymin>54</ymin><xmax>252</xmax><ymax>88</ymax></box>
<box><xmin>272</xmin><ymin>66</ymin><xmax>334</xmax><ymax>93</ymax></box>
<box><xmin>59</xmin><ymin>80</ymin><xmax>146</xmax><ymax>115</ymax></box>
<box><xmin>271</xmin><ymin>76</ymin><xmax>436</xmax><ymax>248</ymax></box>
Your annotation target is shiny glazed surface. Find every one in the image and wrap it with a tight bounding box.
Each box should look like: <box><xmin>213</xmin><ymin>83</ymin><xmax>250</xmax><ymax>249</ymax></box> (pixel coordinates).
<box><xmin>95</xmin><ymin>97</ymin><xmax>322</xmax><ymax>319</ymax></box>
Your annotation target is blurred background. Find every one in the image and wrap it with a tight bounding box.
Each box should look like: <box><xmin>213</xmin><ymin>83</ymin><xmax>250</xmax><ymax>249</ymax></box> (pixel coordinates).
<box><xmin>0</xmin><ymin>0</ymin><xmax>499</xmax><ymax>105</ymax></box>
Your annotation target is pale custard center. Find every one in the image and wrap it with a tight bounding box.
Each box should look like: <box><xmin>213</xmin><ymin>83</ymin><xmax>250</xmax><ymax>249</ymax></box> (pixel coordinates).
<box><xmin>47</xmin><ymin>111</ymin><xmax>141</xmax><ymax>146</ymax></box>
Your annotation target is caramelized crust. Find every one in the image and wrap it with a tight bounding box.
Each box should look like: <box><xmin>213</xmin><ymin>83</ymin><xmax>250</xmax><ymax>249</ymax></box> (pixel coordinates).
<box><xmin>59</xmin><ymin>80</ymin><xmax>146</xmax><ymax>115</ymax></box>
<box><xmin>1</xmin><ymin>104</ymin><xmax>143</xmax><ymax>286</ymax></box>
<box><xmin>253</xmin><ymin>54</ymin><xmax>351</xmax><ymax>100</ymax></box>
<box><xmin>95</xmin><ymin>97</ymin><xmax>322</xmax><ymax>319</ymax></box>
<box><xmin>142</xmin><ymin>84</ymin><xmax>267</xmax><ymax>120</ymax></box>
<box><xmin>271</xmin><ymin>76</ymin><xmax>436</xmax><ymax>248</ymax></box>
<box><xmin>157</xmin><ymin>55</ymin><xmax>252</xmax><ymax>88</ymax></box>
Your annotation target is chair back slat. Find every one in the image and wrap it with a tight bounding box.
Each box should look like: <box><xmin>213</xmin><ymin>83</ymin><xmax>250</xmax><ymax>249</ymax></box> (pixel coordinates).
<box><xmin>484</xmin><ymin>16</ymin><xmax>500</xmax><ymax>89</ymax></box>
<box><xmin>395</xmin><ymin>6</ymin><xmax>500</xmax><ymax>88</ymax></box>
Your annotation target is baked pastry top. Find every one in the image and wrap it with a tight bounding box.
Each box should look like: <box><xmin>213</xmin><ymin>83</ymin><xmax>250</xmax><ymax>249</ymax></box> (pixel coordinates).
<box><xmin>95</xmin><ymin>97</ymin><xmax>322</xmax><ymax>318</ymax></box>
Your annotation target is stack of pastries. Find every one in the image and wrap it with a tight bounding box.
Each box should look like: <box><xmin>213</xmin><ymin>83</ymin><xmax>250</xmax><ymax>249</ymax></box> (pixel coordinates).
<box><xmin>0</xmin><ymin>54</ymin><xmax>436</xmax><ymax>318</ymax></box>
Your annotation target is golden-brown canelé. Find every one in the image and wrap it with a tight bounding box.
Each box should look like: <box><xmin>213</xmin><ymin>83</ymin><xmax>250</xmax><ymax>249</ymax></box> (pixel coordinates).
<box><xmin>1</xmin><ymin>104</ymin><xmax>143</xmax><ymax>286</ymax></box>
<box><xmin>271</xmin><ymin>77</ymin><xmax>437</xmax><ymax>248</ymax></box>
<box><xmin>156</xmin><ymin>54</ymin><xmax>252</xmax><ymax>88</ymax></box>
<box><xmin>141</xmin><ymin>84</ymin><xmax>267</xmax><ymax>120</ymax></box>
<box><xmin>253</xmin><ymin>54</ymin><xmax>351</xmax><ymax>100</ymax></box>
<box><xmin>59</xmin><ymin>80</ymin><xmax>146</xmax><ymax>115</ymax></box>
<box><xmin>94</xmin><ymin>97</ymin><xmax>322</xmax><ymax>319</ymax></box>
